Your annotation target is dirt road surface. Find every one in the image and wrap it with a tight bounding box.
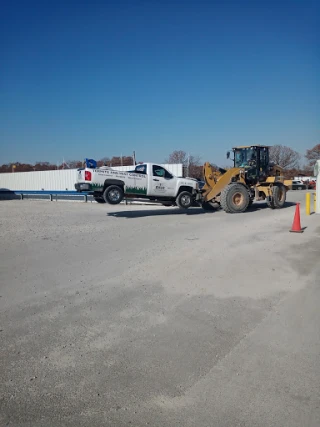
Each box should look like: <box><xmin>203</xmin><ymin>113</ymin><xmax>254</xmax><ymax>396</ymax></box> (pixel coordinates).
<box><xmin>1</xmin><ymin>192</ymin><xmax>319</xmax><ymax>426</ymax></box>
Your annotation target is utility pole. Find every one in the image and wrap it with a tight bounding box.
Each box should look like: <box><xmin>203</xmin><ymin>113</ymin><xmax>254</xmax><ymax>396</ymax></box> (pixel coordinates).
<box><xmin>187</xmin><ymin>153</ymin><xmax>190</xmax><ymax>177</ymax></box>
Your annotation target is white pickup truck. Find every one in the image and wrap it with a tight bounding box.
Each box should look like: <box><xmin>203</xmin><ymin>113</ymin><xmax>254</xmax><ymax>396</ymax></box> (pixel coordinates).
<box><xmin>75</xmin><ymin>161</ymin><xmax>200</xmax><ymax>208</ymax></box>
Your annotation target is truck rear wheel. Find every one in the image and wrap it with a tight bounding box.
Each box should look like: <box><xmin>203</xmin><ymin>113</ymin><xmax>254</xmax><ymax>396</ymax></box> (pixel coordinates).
<box><xmin>176</xmin><ymin>191</ymin><xmax>193</xmax><ymax>209</ymax></box>
<box><xmin>103</xmin><ymin>185</ymin><xmax>124</xmax><ymax>204</ymax></box>
<box><xmin>220</xmin><ymin>184</ymin><xmax>250</xmax><ymax>213</ymax></box>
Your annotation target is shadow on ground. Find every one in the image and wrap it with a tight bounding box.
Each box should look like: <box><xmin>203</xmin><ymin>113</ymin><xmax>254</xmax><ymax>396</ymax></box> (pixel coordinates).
<box><xmin>107</xmin><ymin>207</ymin><xmax>210</xmax><ymax>218</ymax></box>
<box><xmin>245</xmin><ymin>201</ymin><xmax>297</xmax><ymax>213</ymax></box>
<box><xmin>108</xmin><ymin>201</ymin><xmax>297</xmax><ymax>218</ymax></box>
<box><xmin>0</xmin><ymin>190</ymin><xmax>21</xmax><ymax>200</ymax></box>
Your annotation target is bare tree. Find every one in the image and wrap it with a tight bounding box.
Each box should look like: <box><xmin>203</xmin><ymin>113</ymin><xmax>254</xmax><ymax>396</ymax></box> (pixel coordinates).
<box><xmin>305</xmin><ymin>144</ymin><xmax>320</xmax><ymax>167</ymax></box>
<box><xmin>96</xmin><ymin>155</ymin><xmax>135</xmax><ymax>167</ymax></box>
<box><xmin>66</xmin><ymin>160</ymin><xmax>83</xmax><ymax>169</ymax></box>
<box><xmin>165</xmin><ymin>150</ymin><xmax>202</xmax><ymax>178</ymax></box>
<box><xmin>269</xmin><ymin>145</ymin><xmax>300</xmax><ymax>169</ymax></box>
<box><xmin>165</xmin><ymin>150</ymin><xmax>187</xmax><ymax>164</ymax></box>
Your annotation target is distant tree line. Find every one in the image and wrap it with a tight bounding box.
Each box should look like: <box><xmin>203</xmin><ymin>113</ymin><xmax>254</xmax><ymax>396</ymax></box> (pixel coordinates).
<box><xmin>0</xmin><ymin>155</ymin><xmax>135</xmax><ymax>173</ymax></box>
<box><xmin>1</xmin><ymin>144</ymin><xmax>319</xmax><ymax>179</ymax></box>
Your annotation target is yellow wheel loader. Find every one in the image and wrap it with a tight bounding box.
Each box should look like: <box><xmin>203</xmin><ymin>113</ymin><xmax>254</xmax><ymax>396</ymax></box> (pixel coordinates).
<box><xmin>201</xmin><ymin>145</ymin><xmax>288</xmax><ymax>213</ymax></box>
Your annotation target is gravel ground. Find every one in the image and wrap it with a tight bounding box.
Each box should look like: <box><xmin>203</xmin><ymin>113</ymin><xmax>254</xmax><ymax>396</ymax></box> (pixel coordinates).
<box><xmin>0</xmin><ymin>191</ymin><xmax>319</xmax><ymax>427</ymax></box>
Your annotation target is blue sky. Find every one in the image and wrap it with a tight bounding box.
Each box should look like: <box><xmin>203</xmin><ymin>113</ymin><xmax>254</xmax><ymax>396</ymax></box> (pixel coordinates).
<box><xmin>1</xmin><ymin>0</ymin><xmax>319</xmax><ymax>166</ymax></box>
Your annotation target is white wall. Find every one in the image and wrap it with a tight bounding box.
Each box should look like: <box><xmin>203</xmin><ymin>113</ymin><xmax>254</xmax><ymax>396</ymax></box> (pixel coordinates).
<box><xmin>0</xmin><ymin>164</ymin><xmax>183</xmax><ymax>191</ymax></box>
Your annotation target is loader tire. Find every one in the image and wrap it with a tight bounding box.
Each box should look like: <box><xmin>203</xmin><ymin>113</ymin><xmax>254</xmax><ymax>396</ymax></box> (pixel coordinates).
<box><xmin>176</xmin><ymin>191</ymin><xmax>193</xmax><ymax>209</ymax></box>
<box><xmin>220</xmin><ymin>184</ymin><xmax>250</xmax><ymax>213</ymax></box>
<box><xmin>272</xmin><ymin>184</ymin><xmax>286</xmax><ymax>209</ymax></box>
<box><xmin>103</xmin><ymin>185</ymin><xmax>124</xmax><ymax>204</ymax></box>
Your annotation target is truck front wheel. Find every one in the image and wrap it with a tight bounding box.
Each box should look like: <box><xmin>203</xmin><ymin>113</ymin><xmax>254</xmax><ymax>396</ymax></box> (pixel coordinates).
<box><xmin>176</xmin><ymin>191</ymin><xmax>193</xmax><ymax>209</ymax></box>
<box><xmin>103</xmin><ymin>185</ymin><xmax>124</xmax><ymax>204</ymax></box>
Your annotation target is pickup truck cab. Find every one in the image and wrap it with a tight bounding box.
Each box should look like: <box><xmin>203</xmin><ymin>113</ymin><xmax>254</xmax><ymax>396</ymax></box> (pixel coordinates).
<box><xmin>75</xmin><ymin>161</ymin><xmax>200</xmax><ymax>208</ymax></box>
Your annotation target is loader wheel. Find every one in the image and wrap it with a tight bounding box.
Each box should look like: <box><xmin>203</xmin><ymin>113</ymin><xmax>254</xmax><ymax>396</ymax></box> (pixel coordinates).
<box><xmin>176</xmin><ymin>191</ymin><xmax>193</xmax><ymax>209</ymax></box>
<box><xmin>272</xmin><ymin>184</ymin><xmax>286</xmax><ymax>209</ymax></box>
<box><xmin>220</xmin><ymin>184</ymin><xmax>250</xmax><ymax>213</ymax></box>
<box><xmin>103</xmin><ymin>185</ymin><xmax>124</xmax><ymax>204</ymax></box>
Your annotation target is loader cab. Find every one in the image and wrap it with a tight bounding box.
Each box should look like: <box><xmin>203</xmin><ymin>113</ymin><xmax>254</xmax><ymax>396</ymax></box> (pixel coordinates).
<box><xmin>232</xmin><ymin>145</ymin><xmax>270</xmax><ymax>183</ymax></box>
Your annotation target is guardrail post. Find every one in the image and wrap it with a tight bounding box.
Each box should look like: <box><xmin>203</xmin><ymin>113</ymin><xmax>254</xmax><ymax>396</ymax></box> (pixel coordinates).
<box><xmin>49</xmin><ymin>194</ymin><xmax>53</xmax><ymax>201</ymax></box>
<box><xmin>84</xmin><ymin>194</ymin><xmax>87</xmax><ymax>203</ymax></box>
<box><xmin>314</xmin><ymin>192</ymin><xmax>317</xmax><ymax>214</ymax></box>
<box><xmin>20</xmin><ymin>193</ymin><xmax>23</xmax><ymax>200</ymax></box>
<box><xmin>306</xmin><ymin>193</ymin><xmax>311</xmax><ymax>215</ymax></box>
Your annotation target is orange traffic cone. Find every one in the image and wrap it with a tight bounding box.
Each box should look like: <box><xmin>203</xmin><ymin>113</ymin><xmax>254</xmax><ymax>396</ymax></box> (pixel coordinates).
<box><xmin>290</xmin><ymin>203</ymin><xmax>303</xmax><ymax>233</ymax></box>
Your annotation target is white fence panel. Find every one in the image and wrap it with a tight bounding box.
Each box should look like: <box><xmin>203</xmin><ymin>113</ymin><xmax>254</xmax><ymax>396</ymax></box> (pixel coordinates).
<box><xmin>0</xmin><ymin>164</ymin><xmax>183</xmax><ymax>191</ymax></box>
<box><xmin>0</xmin><ymin>169</ymin><xmax>77</xmax><ymax>191</ymax></box>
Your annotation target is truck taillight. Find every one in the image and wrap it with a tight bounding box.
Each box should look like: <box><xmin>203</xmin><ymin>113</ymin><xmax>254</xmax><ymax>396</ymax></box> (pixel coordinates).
<box><xmin>85</xmin><ymin>171</ymin><xmax>92</xmax><ymax>181</ymax></box>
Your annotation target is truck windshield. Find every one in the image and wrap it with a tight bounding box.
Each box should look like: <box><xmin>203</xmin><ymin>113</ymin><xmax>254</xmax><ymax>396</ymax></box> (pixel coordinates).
<box><xmin>234</xmin><ymin>148</ymin><xmax>255</xmax><ymax>168</ymax></box>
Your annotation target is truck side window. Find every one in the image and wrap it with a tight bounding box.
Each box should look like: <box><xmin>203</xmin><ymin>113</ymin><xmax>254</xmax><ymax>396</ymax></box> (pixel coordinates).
<box><xmin>135</xmin><ymin>165</ymin><xmax>147</xmax><ymax>174</ymax></box>
<box><xmin>153</xmin><ymin>165</ymin><xmax>173</xmax><ymax>179</ymax></box>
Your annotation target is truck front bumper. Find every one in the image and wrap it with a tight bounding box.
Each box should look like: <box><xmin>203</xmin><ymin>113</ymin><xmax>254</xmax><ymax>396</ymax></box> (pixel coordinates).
<box><xmin>75</xmin><ymin>183</ymin><xmax>92</xmax><ymax>192</ymax></box>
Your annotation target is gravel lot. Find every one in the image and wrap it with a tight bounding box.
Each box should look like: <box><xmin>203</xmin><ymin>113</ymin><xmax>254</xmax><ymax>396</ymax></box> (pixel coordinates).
<box><xmin>1</xmin><ymin>192</ymin><xmax>319</xmax><ymax>427</ymax></box>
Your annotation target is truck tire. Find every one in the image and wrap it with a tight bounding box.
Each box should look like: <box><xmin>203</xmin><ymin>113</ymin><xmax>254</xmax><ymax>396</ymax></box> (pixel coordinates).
<box><xmin>103</xmin><ymin>185</ymin><xmax>124</xmax><ymax>204</ymax></box>
<box><xmin>176</xmin><ymin>191</ymin><xmax>193</xmax><ymax>209</ymax></box>
<box><xmin>94</xmin><ymin>197</ymin><xmax>106</xmax><ymax>204</ymax></box>
<box><xmin>220</xmin><ymin>183</ymin><xmax>250</xmax><ymax>213</ymax></box>
<box><xmin>272</xmin><ymin>184</ymin><xmax>286</xmax><ymax>208</ymax></box>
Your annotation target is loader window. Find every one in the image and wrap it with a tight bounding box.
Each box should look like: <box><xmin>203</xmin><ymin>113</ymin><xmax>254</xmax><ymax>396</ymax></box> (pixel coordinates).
<box><xmin>259</xmin><ymin>149</ymin><xmax>268</xmax><ymax>171</ymax></box>
<box><xmin>234</xmin><ymin>148</ymin><xmax>255</xmax><ymax>168</ymax></box>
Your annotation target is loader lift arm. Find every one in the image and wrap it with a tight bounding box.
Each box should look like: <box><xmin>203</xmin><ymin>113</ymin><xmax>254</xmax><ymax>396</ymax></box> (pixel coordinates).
<box><xmin>202</xmin><ymin>163</ymin><xmax>243</xmax><ymax>203</ymax></box>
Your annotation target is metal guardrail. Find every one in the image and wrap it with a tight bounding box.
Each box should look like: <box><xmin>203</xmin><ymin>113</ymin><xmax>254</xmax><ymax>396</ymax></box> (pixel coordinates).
<box><xmin>0</xmin><ymin>190</ymin><xmax>91</xmax><ymax>202</ymax></box>
<box><xmin>0</xmin><ymin>190</ymin><xmax>162</xmax><ymax>205</ymax></box>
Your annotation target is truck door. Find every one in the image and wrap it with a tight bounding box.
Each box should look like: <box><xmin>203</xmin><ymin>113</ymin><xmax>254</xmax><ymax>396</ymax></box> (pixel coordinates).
<box><xmin>149</xmin><ymin>165</ymin><xmax>176</xmax><ymax>197</ymax></box>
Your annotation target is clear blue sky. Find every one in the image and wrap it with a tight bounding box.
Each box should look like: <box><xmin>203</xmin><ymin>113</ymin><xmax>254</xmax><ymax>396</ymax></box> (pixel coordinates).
<box><xmin>1</xmin><ymin>0</ymin><xmax>319</xmax><ymax>166</ymax></box>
